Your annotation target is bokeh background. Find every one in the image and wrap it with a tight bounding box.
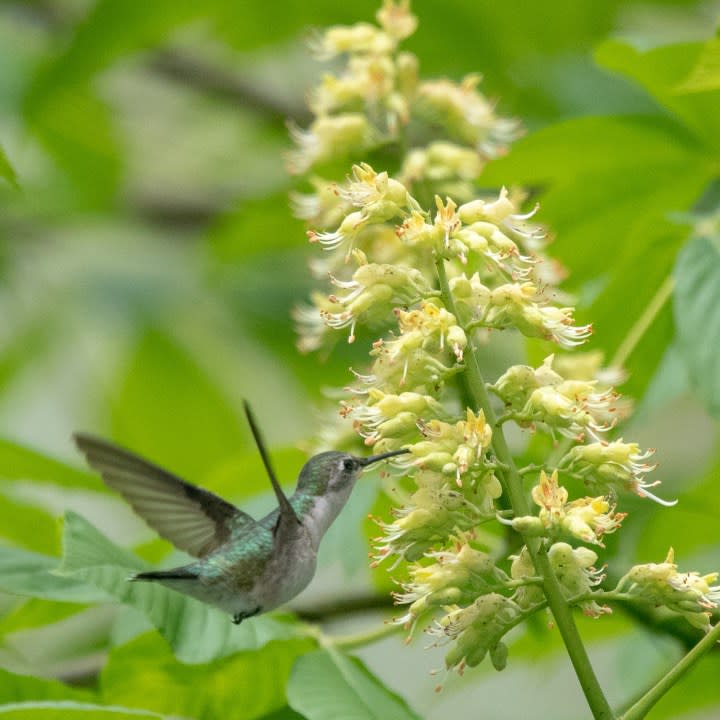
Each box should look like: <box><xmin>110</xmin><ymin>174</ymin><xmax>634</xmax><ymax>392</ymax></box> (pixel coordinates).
<box><xmin>1</xmin><ymin>1</ymin><xmax>720</xmax><ymax>718</ymax></box>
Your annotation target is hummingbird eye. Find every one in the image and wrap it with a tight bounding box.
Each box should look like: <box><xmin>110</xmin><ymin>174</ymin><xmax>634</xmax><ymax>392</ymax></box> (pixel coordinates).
<box><xmin>342</xmin><ymin>458</ymin><xmax>355</xmax><ymax>473</ymax></box>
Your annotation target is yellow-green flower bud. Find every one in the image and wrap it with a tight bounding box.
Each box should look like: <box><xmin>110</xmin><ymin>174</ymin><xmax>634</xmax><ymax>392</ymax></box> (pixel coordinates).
<box><xmin>510</xmin><ymin>515</ymin><xmax>545</xmax><ymax>536</ymax></box>
<box><xmin>620</xmin><ymin>548</ymin><xmax>720</xmax><ymax>629</ymax></box>
<box><xmin>489</xmin><ymin>641</ymin><xmax>508</xmax><ymax>671</ymax></box>
<box><xmin>376</xmin><ymin>0</ymin><xmax>418</xmax><ymax>41</ymax></box>
<box><xmin>492</xmin><ymin>363</ymin><xmax>542</xmax><ymax>408</ymax></box>
<box><xmin>315</xmin><ymin>23</ymin><xmax>394</xmax><ymax>59</ymax></box>
<box><xmin>288</xmin><ymin>114</ymin><xmax>375</xmax><ymax>175</ymax></box>
<box><xmin>530</xmin><ymin>470</ymin><xmax>625</xmax><ymax>547</ymax></box>
<box><xmin>560</xmin><ymin>440</ymin><xmax>670</xmax><ymax>505</ymax></box>
<box><xmin>416</xmin><ymin>76</ymin><xmax>520</xmax><ymax>157</ymax></box>
<box><xmin>548</xmin><ymin>542</ymin><xmax>608</xmax><ymax>617</ymax></box>
<box><xmin>510</xmin><ymin>546</ymin><xmax>544</xmax><ymax>608</ymax></box>
<box><xmin>458</xmin><ymin>187</ymin><xmax>515</xmax><ymax>224</ymax></box>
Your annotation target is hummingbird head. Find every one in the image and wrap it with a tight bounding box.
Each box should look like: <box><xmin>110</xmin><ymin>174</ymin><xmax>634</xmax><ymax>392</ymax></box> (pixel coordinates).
<box><xmin>295</xmin><ymin>448</ymin><xmax>408</xmax><ymax>546</ymax></box>
<box><xmin>297</xmin><ymin>448</ymin><xmax>408</xmax><ymax>498</ymax></box>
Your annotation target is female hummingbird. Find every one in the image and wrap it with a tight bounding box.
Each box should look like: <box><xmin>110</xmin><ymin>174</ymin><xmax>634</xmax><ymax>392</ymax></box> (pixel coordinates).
<box><xmin>74</xmin><ymin>403</ymin><xmax>406</xmax><ymax>624</ymax></box>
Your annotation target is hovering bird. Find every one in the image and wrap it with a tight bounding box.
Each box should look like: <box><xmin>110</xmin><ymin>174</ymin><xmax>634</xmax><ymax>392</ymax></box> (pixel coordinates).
<box><xmin>74</xmin><ymin>403</ymin><xmax>406</xmax><ymax>624</ymax></box>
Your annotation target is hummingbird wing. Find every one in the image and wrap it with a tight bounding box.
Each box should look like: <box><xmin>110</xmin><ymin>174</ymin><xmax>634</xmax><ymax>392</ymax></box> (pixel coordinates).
<box><xmin>74</xmin><ymin>433</ymin><xmax>256</xmax><ymax>558</ymax></box>
<box><xmin>242</xmin><ymin>401</ymin><xmax>301</xmax><ymax>535</ymax></box>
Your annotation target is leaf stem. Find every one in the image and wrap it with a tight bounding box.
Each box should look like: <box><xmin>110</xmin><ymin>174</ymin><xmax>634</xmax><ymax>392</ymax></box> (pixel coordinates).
<box><xmin>435</xmin><ymin>254</ymin><xmax>615</xmax><ymax>720</ymax></box>
<box><xmin>611</xmin><ymin>275</ymin><xmax>674</xmax><ymax>369</ymax></box>
<box><xmin>619</xmin><ymin>621</ymin><xmax>720</xmax><ymax>720</ymax></box>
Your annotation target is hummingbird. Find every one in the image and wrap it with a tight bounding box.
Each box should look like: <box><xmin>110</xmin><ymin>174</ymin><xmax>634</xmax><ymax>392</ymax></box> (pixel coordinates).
<box><xmin>73</xmin><ymin>402</ymin><xmax>406</xmax><ymax>625</ymax></box>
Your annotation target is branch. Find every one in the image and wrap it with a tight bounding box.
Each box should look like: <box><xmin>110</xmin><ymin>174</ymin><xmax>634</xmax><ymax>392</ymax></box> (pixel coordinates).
<box><xmin>149</xmin><ymin>49</ymin><xmax>311</xmax><ymax>125</ymax></box>
<box><xmin>292</xmin><ymin>593</ymin><xmax>395</xmax><ymax>622</ymax></box>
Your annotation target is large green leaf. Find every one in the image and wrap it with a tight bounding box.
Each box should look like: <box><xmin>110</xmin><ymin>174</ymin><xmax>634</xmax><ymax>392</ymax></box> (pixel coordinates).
<box><xmin>287</xmin><ymin>650</ymin><xmax>419</xmax><ymax>720</ymax></box>
<box><xmin>0</xmin><ymin>703</ymin><xmax>166</xmax><ymax>719</ymax></box>
<box><xmin>580</xmin><ymin>219</ymin><xmax>689</xmax><ymax>398</ymax></box>
<box><xmin>674</xmin><ymin>234</ymin><xmax>720</xmax><ymax>418</ymax></box>
<box><xmin>0</xmin><ymin>668</ymin><xmax>93</xmax><ymax>704</ymax></box>
<box><xmin>0</xmin><ymin>438</ymin><xmax>101</xmax><ymax>492</ymax></box>
<box><xmin>0</xmin><ymin>145</ymin><xmax>17</xmax><ymax>188</ymax></box>
<box><xmin>675</xmin><ymin>38</ymin><xmax>720</xmax><ymax>94</ymax></box>
<box><xmin>20</xmin><ymin>0</ymin><xmax>254</xmax><ymax>208</ymax></box>
<box><xmin>23</xmin><ymin>85</ymin><xmax>121</xmax><ymax>209</ymax></box>
<box><xmin>482</xmin><ymin>115</ymin><xmax>714</xmax><ymax>287</ymax></box>
<box><xmin>58</xmin><ymin>512</ymin><xmax>300</xmax><ymax>663</ymax></box>
<box><xmin>26</xmin><ymin>0</ymin><xmax>222</xmax><ymax>92</ymax></box>
<box><xmin>0</xmin><ymin>495</ymin><xmax>58</xmax><ymax>554</ymax></box>
<box><xmin>101</xmin><ymin>632</ymin><xmax>314</xmax><ymax>720</ymax></box>
<box><xmin>208</xmin><ymin>193</ymin><xmax>304</xmax><ymax>263</ymax></box>
<box><xmin>109</xmin><ymin>327</ymin><xmax>249</xmax><ymax>482</ymax></box>
<box><xmin>0</xmin><ymin>546</ymin><xmax>106</xmax><ymax>603</ymax></box>
<box><xmin>482</xmin><ymin>114</ymin><xmax>711</xmax><ymax>397</ymax></box>
<box><xmin>0</xmin><ymin>599</ymin><xmax>85</xmax><ymax>637</ymax></box>
<box><xmin>596</xmin><ymin>38</ymin><xmax>720</xmax><ymax>149</ymax></box>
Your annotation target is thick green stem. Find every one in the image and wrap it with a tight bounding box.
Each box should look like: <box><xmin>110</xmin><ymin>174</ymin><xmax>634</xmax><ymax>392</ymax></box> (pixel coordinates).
<box><xmin>619</xmin><ymin>621</ymin><xmax>720</xmax><ymax>720</ymax></box>
<box><xmin>435</xmin><ymin>255</ymin><xmax>615</xmax><ymax>720</ymax></box>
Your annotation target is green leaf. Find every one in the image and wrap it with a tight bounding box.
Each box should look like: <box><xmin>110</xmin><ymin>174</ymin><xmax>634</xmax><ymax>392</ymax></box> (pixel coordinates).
<box><xmin>674</xmin><ymin>234</ymin><xmax>720</xmax><ymax>418</ymax></box>
<box><xmin>23</xmin><ymin>86</ymin><xmax>121</xmax><ymax>209</ymax></box>
<box><xmin>110</xmin><ymin>327</ymin><xmax>249</xmax><ymax>483</ymax></box>
<box><xmin>0</xmin><ymin>437</ymin><xmax>101</xmax><ymax>492</ymax></box>
<box><xmin>0</xmin><ymin>667</ymin><xmax>93</xmax><ymax>704</ymax></box>
<box><xmin>0</xmin><ymin>599</ymin><xmax>85</xmax><ymax>637</ymax></box>
<box><xmin>0</xmin><ymin>495</ymin><xmax>58</xmax><ymax>554</ymax></box>
<box><xmin>675</xmin><ymin>38</ymin><xmax>720</xmax><ymax>94</ymax></box>
<box><xmin>101</xmin><ymin>632</ymin><xmax>314</xmax><ymax>720</ymax></box>
<box><xmin>202</xmin><ymin>446</ymin><xmax>307</xmax><ymax>504</ymax></box>
<box><xmin>258</xmin><ymin>709</ymin><xmax>306</xmax><ymax>720</ymax></box>
<box><xmin>0</xmin><ymin>546</ymin><xmax>106</xmax><ymax>603</ymax></box>
<box><xmin>483</xmin><ymin>114</ymin><xmax>713</xmax><ymax>397</ymax></box>
<box><xmin>208</xmin><ymin>193</ymin><xmax>304</xmax><ymax>263</ymax></box>
<box><xmin>482</xmin><ymin>115</ymin><xmax>714</xmax><ymax>287</ymax></box>
<box><xmin>27</xmin><ymin>0</ymin><xmax>217</xmax><ymax>91</ymax></box>
<box><xmin>581</xmin><ymin>219</ymin><xmax>689</xmax><ymax>398</ymax></box>
<box><xmin>0</xmin><ymin>145</ymin><xmax>17</xmax><ymax>188</ymax></box>
<box><xmin>595</xmin><ymin>38</ymin><xmax>720</xmax><ymax>149</ymax></box>
<box><xmin>287</xmin><ymin>650</ymin><xmax>419</xmax><ymax>720</ymax></box>
<box><xmin>59</xmin><ymin>512</ymin><xmax>300</xmax><ymax>663</ymax></box>
<box><xmin>0</xmin><ymin>702</ymin><xmax>167</xmax><ymax>719</ymax></box>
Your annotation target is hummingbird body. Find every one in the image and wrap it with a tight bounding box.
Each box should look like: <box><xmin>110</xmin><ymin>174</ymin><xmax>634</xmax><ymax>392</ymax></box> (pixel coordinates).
<box><xmin>74</xmin><ymin>405</ymin><xmax>405</xmax><ymax>624</ymax></box>
<box><xmin>135</xmin><ymin>466</ymin><xmax>352</xmax><ymax>619</ymax></box>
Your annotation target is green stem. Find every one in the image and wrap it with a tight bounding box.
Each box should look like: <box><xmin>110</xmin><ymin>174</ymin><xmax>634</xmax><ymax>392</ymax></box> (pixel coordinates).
<box><xmin>611</xmin><ymin>275</ymin><xmax>674</xmax><ymax>369</ymax></box>
<box><xmin>435</xmin><ymin>255</ymin><xmax>615</xmax><ymax>720</ymax></box>
<box><xmin>302</xmin><ymin>618</ymin><xmax>404</xmax><ymax>653</ymax></box>
<box><xmin>328</xmin><ymin>621</ymin><xmax>404</xmax><ymax>651</ymax></box>
<box><xmin>619</xmin><ymin>621</ymin><xmax>720</xmax><ymax>720</ymax></box>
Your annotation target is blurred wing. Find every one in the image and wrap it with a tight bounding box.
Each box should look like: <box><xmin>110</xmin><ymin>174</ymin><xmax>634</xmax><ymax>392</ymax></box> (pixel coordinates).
<box><xmin>74</xmin><ymin>433</ymin><xmax>255</xmax><ymax>557</ymax></box>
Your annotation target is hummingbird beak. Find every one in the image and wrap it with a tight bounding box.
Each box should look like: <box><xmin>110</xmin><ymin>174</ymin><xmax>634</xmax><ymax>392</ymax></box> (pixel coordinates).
<box><xmin>358</xmin><ymin>448</ymin><xmax>409</xmax><ymax>467</ymax></box>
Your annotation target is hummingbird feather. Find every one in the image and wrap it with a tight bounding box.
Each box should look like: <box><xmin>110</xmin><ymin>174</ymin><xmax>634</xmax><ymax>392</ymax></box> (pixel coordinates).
<box><xmin>242</xmin><ymin>401</ymin><xmax>301</xmax><ymax>534</ymax></box>
<box><xmin>73</xmin><ymin>433</ymin><xmax>255</xmax><ymax>557</ymax></box>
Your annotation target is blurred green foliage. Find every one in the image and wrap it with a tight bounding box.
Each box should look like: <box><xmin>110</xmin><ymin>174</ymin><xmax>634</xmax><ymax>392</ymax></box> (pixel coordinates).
<box><xmin>1</xmin><ymin>0</ymin><xmax>720</xmax><ymax>718</ymax></box>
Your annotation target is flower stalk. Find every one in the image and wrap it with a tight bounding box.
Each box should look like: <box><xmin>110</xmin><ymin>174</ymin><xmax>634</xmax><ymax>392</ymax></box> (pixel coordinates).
<box><xmin>289</xmin><ymin>2</ymin><xmax>720</xmax><ymax>717</ymax></box>
<box><xmin>436</xmin><ymin>254</ymin><xmax>615</xmax><ymax>720</ymax></box>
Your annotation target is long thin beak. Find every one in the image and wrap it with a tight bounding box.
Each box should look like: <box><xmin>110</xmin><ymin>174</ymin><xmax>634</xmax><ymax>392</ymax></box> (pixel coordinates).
<box><xmin>358</xmin><ymin>448</ymin><xmax>409</xmax><ymax>467</ymax></box>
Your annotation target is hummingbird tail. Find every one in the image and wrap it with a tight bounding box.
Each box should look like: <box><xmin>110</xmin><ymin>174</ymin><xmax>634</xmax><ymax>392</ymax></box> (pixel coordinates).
<box><xmin>130</xmin><ymin>568</ymin><xmax>199</xmax><ymax>582</ymax></box>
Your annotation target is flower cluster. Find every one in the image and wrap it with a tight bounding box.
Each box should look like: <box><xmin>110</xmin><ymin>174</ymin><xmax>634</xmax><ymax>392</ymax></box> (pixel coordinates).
<box><xmin>618</xmin><ymin>549</ymin><xmax>720</xmax><ymax>630</ymax></box>
<box><xmin>510</xmin><ymin>470</ymin><xmax>626</xmax><ymax>548</ymax></box>
<box><xmin>288</xmin><ymin>1</ymin><xmax>518</xmax><ymax>184</ymax></box>
<box><xmin>292</xmin><ymin>0</ymin><xmax>719</xmax><ymax>682</ymax></box>
<box><xmin>490</xmin><ymin>356</ymin><xmax>618</xmax><ymax>441</ymax></box>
